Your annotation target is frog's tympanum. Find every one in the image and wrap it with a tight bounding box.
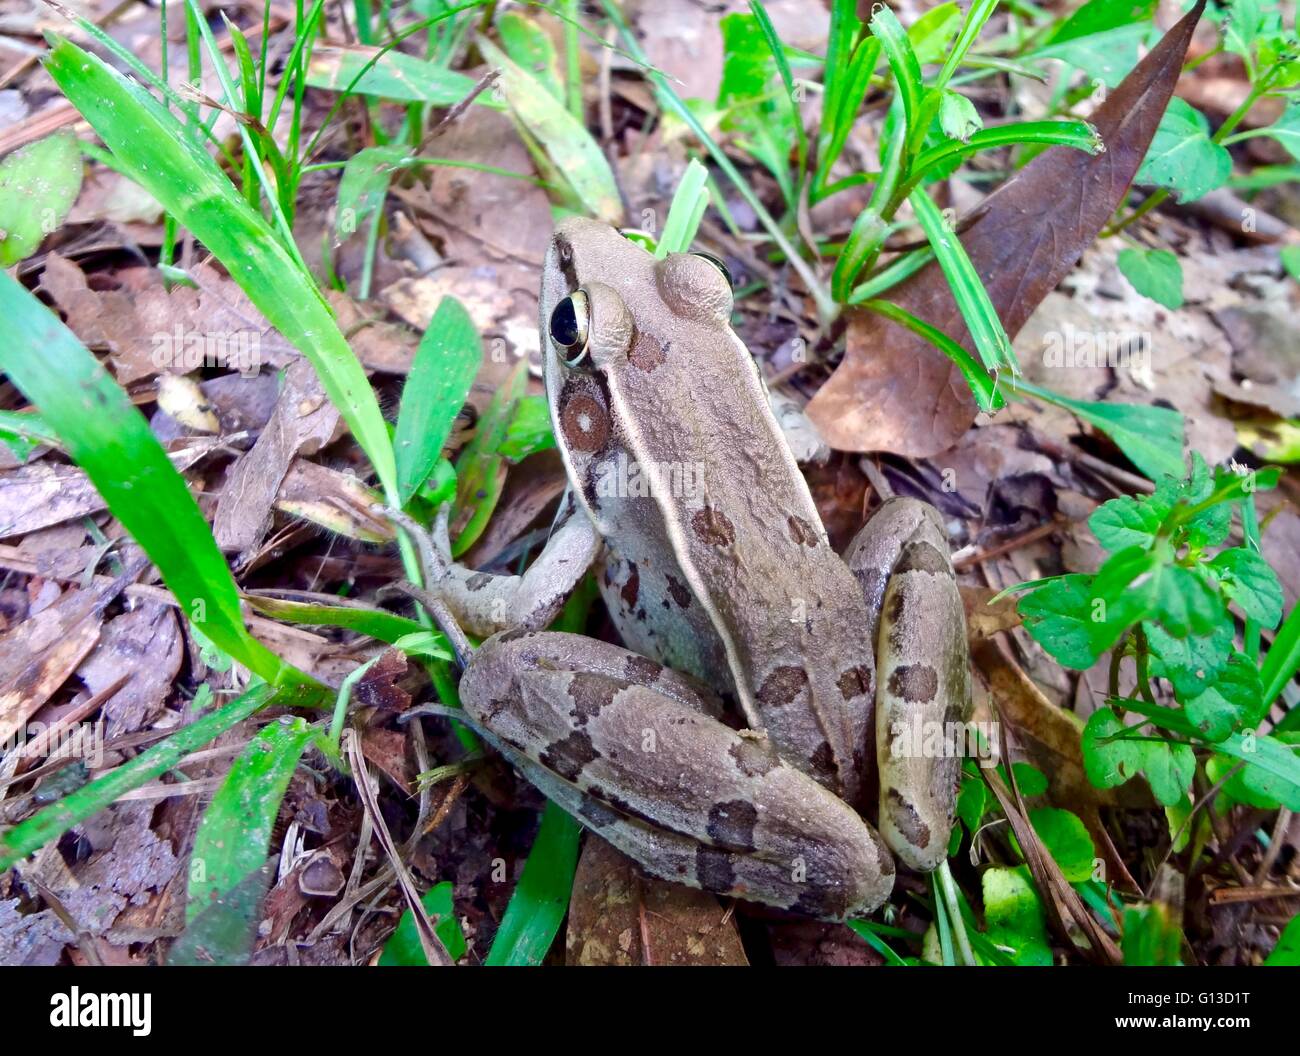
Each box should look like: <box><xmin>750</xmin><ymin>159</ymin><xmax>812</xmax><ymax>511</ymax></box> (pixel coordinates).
<box><xmin>435</xmin><ymin>218</ymin><xmax>971</xmax><ymax>920</ymax></box>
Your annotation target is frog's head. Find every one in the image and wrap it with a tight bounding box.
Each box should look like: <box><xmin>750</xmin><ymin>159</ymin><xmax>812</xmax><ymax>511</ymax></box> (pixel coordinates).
<box><xmin>539</xmin><ymin>218</ymin><xmax>735</xmax><ymax>471</ymax></box>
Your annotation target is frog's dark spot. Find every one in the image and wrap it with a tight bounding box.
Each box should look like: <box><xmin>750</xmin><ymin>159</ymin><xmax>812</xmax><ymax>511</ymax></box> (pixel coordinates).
<box><xmin>887</xmin><ymin>663</ymin><xmax>939</xmax><ymax>703</ymax></box>
<box><xmin>600</xmin><ymin>789</ymin><xmax>658</xmax><ymax>827</ymax></box>
<box><xmin>568</xmin><ymin>672</ymin><xmax>620</xmax><ymax>725</ymax></box>
<box><xmin>810</xmin><ymin>740</ymin><xmax>836</xmax><ymax>775</ymax></box>
<box><xmin>787</xmin><ymin>515</ymin><xmax>819</xmax><ymax>547</ymax></box>
<box><xmin>620</xmin><ymin>562</ymin><xmax>640</xmax><ymax>609</ymax></box>
<box><xmin>886</xmin><ymin>789</ymin><xmax>931</xmax><ymax>849</ymax></box>
<box><xmin>624</xmin><ymin>654</ymin><xmax>662</xmax><ymax>685</ymax></box>
<box><xmin>707</xmin><ymin>800</ymin><xmax>759</xmax><ymax>852</ymax></box>
<box><xmin>695</xmin><ymin>846</ymin><xmax>736</xmax><ymax>893</ymax></box>
<box><xmin>837</xmin><ymin>664</ymin><xmax>873</xmax><ymax>700</ymax></box>
<box><xmin>578</xmin><ymin>797</ymin><xmax>620</xmax><ymax>829</ymax></box>
<box><xmin>729</xmin><ymin>737</ymin><xmax>780</xmax><ymax>778</ymax></box>
<box><xmin>540</xmin><ymin>730</ymin><xmax>598</xmax><ymax>781</ymax></box>
<box><xmin>665</xmin><ymin>573</ymin><xmax>692</xmax><ymax>608</ymax></box>
<box><xmin>691</xmin><ymin>506</ymin><xmax>735</xmax><ymax>548</ymax></box>
<box><xmin>628</xmin><ymin>332</ymin><xmax>667</xmax><ymax>372</ymax></box>
<box><xmin>793</xmin><ymin>889</ymin><xmax>832</xmax><ymax>918</ymax></box>
<box><xmin>495</xmin><ymin>626</ymin><xmax>532</xmax><ymax>644</ymax></box>
<box><xmin>896</xmin><ymin>540</ymin><xmax>953</xmax><ymax>577</ymax></box>
<box><xmin>558</xmin><ymin>376</ymin><xmax>609</xmax><ymax>453</ymax></box>
<box><xmin>855</xmin><ymin>566</ymin><xmax>889</xmax><ymax>608</ymax></box>
<box><xmin>466</xmin><ymin>572</ymin><xmax>493</xmax><ymax>592</ymax></box>
<box><xmin>478</xmin><ymin>696</ymin><xmax>514</xmax><ymax>723</ymax></box>
<box><xmin>756</xmin><ymin>666</ymin><xmax>808</xmax><ymax>708</ymax></box>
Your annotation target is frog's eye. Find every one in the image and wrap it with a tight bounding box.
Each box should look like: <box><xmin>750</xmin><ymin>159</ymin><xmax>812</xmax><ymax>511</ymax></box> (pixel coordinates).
<box><xmin>692</xmin><ymin>252</ymin><xmax>733</xmax><ymax>289</ymax></box>
<box><xmin>549</xmin><ymin>291</ymin><xmax>590</xmax><ymax>366</ymax></box>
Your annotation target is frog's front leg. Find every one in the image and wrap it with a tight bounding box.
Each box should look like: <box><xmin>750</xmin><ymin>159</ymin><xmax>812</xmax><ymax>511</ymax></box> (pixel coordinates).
<box><xmin>415</xmin><ymin>493</ymin><xmax>603</xmax><ymax>638</ymax></box>
<box><xmin>460</xmin><ymin>630</ymin><xmax>895</xmax><ymax>920</ymax></box>
<box><xmin>845</xmin><ymin>498</ymin><xmax>972</xmax><ymax>872</ymax></box>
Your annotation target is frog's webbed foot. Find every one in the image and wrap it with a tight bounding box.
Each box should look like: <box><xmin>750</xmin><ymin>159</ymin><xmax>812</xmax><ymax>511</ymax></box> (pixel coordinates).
<box><xmin>462</xmin><ymin>630</ymin><xmax>895</xmax><ymax>920</ymax></box>
<box><xmin>845</xmin><ymin>497</ymin><xmax>972</xmax><ymax>873</ymax></box>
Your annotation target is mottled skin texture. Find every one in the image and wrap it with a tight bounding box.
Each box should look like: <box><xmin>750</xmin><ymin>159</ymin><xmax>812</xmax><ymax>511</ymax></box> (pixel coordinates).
<box><xmin>449</xmin><ymin>219</ymin><xmax>970</xmax><ymax>919</ymax></box>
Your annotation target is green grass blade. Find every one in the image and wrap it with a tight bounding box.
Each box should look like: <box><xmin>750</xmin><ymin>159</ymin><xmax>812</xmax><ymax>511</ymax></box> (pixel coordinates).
<box><xmin>305</xmin><ymin>43</ymin><xmax>497</xmax><ymax>106</ymax></box>
<box><xmin>0</xmin><ymin>271</ymin><xmax>313</xmax><ymax>696</ymax></box>
<box><xmin>187</xmin><ymin>716</ymin><xmax>315</xmax><ymax>923</ymax></box>
<box><xmin>750</xmin><ymin>0</ymin><xmax>807</xmax><ymax>186</ymax></box>
<box><xmin>935</xmin><ymin>0</ymin><xmax>1000</xmax><ymax>91</ymax></box>
<box><xmin>0</xmin><ymin>683</ymin><xmax>278</xmax><ymax>870</ymax></box>
<box><xmin>484</xmin><ymin>801</ymin><xmax>581</xmax><ymax>966</ymax></box>
<box><xmin>655</xmin><ymin>158</ymin><xmax>711</xmax><ymax>256</ymax></box>
<box><xmin>44</xmin><ymin>35</ymin><xmax>400</xmax><ymax>504</ymax></box>
<box><xmin>476</xmin><ymin>34</ymin><xmax>621</xmax><ymax>223</ymax></box>
<box><xmin>244</xmin><ymin>594</ymin><xmax>430</xmax><ymax>645</ymax></box>
<box><xmin>908</xmin><ymin>185</ymin><xmax>1017</xmax><ymax>376</ymax></box>
<box><xmin>862</xmin><ymin>298</ymin><xmax>1004</xmax><ymax>412</ymax></box>
<box><xmin>379</xmin><ymin>881</ymin><xmax>469</xmax><ymax>964</ymax></box>
<box><xmin>1262</xmin><ymin>603</ymin><xmax>1300</xmax><ymax>723</ymax></box>
<box><xmin>907</xmin><ymin>118</ymin><xmax>1102</xmax><ymax>190</ymax></box>
<box><xmin>395</xmin><ymin>296</ymin><xmax>482</xmax><ymax>505</ymax></box>
<box><xmin>870</xmin><ymin>5</ymin><xmax>923</xmax><ymax>147</ymax></box>
<box><xmin>0</xmin><ymin>131</ymin><xmax>83</xmax><ymax>265</ymax></box>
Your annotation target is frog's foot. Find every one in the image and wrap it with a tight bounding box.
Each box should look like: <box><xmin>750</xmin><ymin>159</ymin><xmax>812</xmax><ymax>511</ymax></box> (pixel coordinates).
<box><xmin>462</xmin><ymin>630</ymin><xmax>895</xmax><ymax>920</ymax></box>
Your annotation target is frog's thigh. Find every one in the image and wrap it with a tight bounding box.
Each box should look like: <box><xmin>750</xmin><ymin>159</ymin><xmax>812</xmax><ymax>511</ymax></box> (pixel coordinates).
<box><xmin>461</xmin><ymin>631</ymin><xmax>894</xmax><ymax>920</ymax></box>
<box><xmin>873</xmin><ymin>520</ymin><xmax>972</xmax><ymax>872</ymax></box>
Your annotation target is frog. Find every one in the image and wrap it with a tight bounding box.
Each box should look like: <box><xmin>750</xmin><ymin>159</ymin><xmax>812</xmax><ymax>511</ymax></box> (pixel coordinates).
<box><xmin>417</xmin><ymin>217</ymin><xmax>971</xmax><ymax>921</ymax></box>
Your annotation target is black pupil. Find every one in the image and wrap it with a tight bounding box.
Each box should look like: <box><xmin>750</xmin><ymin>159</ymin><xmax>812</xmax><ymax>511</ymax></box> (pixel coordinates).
<box><xmin>550</xmin><ymin>297</ymin><xmax>580</xmax><ymax>347</ymax></box>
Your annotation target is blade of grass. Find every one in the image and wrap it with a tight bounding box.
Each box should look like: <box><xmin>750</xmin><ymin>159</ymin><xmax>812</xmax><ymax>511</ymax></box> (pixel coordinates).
<box><xmin>905</xmin><ymin>118</ymin><xmax>1102</xmax><ymax>195</ymax></box>
<box><xmin>243</xmin><ymin>594</ymin><xmax>432</xmax><ymax>645</ymax></box>
<box><xmin>484</xmin><ymin>800</ymin><xmax>581</xmax><ymax>966</ymax></box>
<box><xmin>187</xmin><ymin>715</ymin><xmax>315</xmax><ymax>922</ymax></box>
<box><xmin>0</xmin><ymin>271</ymin><xmax>315</xmax><ymax>697</ymax></box>
<box><xmin>655</xmin><ymin>158</ymin><xmax>710</xmax><ymax>256</ymax></box>
<box><xmin>395</xmin><ymin>296</ymin><xmax>483</xmax><ymax>505</ymax></box>
<box><xmin>602</xmin><ymin>0</ymin><xmax>835</xmax><ymax>322</ymax></box>
<box><xmin>45</xmin><ymin>36</ymin><xmax>400</xmax><ymax>507</ymax></box>
<box><xmin>0</xmin><ymin>683</ymin><xmax>278</xmax><ymax>869</ymax></box>
<box><xmin>1261</xmin><ymin>603</ymin><xmax>1300</xmax><ymax>721</ymax></box>
<box><xmin>908</xmin><ymin>185</ymin><xmax>1018</xmax><ymax>376</ymax></box>
<box><xmin>750</xmin><ymin>0</ymin><xmax>807</xmax><ymax>190</ymax></box>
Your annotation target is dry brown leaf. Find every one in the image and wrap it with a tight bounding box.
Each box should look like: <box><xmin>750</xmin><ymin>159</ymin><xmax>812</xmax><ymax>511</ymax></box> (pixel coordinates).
<box><xmin>75</xmin><ymin>601</ymin><xmax>182</xmax><ymax>737</ymax></box>
<box><xmin>565</xmin><ymin>836</ymin><xmax>748</xmax><ymax>965</ymax></box>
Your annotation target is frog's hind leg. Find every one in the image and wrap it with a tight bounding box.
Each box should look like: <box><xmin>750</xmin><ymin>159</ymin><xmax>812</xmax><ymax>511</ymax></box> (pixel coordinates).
<box><xmin>461</xmin><ymin>631</ymin><xmax>894</xmax><ymax>920</ymax></box>
<box><xmin>844</xmin><ymin>498</ymin><xmax>971</xmax><ymax>873</ymax></box>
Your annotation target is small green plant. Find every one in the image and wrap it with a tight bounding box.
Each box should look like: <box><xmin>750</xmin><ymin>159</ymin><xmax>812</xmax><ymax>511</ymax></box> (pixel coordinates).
<box><xmin>1012</xmin><ymin>454</ymin><xmax>1299</xmax><ymax>815</ymax></box>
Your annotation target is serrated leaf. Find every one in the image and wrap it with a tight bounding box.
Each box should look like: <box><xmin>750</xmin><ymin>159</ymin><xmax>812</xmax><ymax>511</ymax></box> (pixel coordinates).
<box><xmin>1210</xmin><ymin>547</ymin><xmax>1285</xmax><ymax>628</ymax></box>
<box><xmin>1089</xmin><ymin>494</ymin><xmax>1166</xmax><ymax>551</ymax></box>
<box><xmin>1018</xmin><ymin>573</ymin><xmax>1100</xmax><ymax>669</ymax></box>
<box><xmin>1136</xmin><ymin>98</ymin><xmax>1232</xmax><ymax>203</ymax></box>
<box><xmin>1146</xmin><ymin>620</ymin><xmax>1234</xmax><ymax>700</ymax></box>
<box><xmin>1257</xmin><ymin>99</ymin><xmax>1300</xmax><ymax>162</ymax></box>
<box><xmin>1117</xmin><ymin>247</ymin><xmax>1184</xmax><ymax>309</ymax></box>
<box><xmin>1184</xmin><ymin>651</ymin><xmax>1261</xmax><ymax>741</ymax></box>
<box><xmin>1082</xmin><ymin>706</ymin><xmax>1194</xmax><ymax>806</ymax></box>
<box><xmin>0</xmin><ymin>130</ymin><xmax>83</xmax><ymax>266</ymax></box>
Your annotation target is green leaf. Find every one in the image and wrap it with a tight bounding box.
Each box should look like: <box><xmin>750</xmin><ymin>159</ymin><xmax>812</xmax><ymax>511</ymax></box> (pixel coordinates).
<box><xmin>1082</xmin><ymin>706</ymin><xmax>1194</xmax><ymax>806</ymax></box>
<box><xmin>1184</xmin><ymin>651</ymin><xmax>1261</xmax><ymax>741</ymax></box>
<box><xmin>1028</xmin><ymin>807</ymin><xmax>1097</xmax><ymax>883</ymax></box>
<box><xmin>499</xmin><ymin>394</ymin><xmax>557</xmax><ymax>461</ymax></box>
<box><xmin>1</xmin><ymin>683</ymin><xmax>278</xmax><ymax>870</ymax></box>
<box><xmin>0</xmin><ymin>271</ymin><xmax>312</xmax><ymax>694</ymax></box>
<box><xmin>44</xmin><ymin>36</ymin><xmax>400</xmax><ymax>506</ymax></box>
<box><xmin>1121</xmin><ymin>901</ymin><xmax>1182</xmax><ymax>965</ymax></box>
<box><xmin>1256</xmin><ymin>99</ymin><xmax>1300</xmax><ymax>162</ymax></box>
<box><xmin>452</xmin><ymin>361</ymin><xmax>526</xmax><ymax>555</ymax></box>
<box><xmin>395</xmin><ymin>296</ymin><xmax>482</xmax><ymax>505</ymax></box>
<box><xmin>244</xmin><ymin>594</ymin><xmax>433</xmax><ymax>647</ymax></box>
<box><xmin>981</xmin><ymin>866</ymin><xmax>1052</xmax><ymax>966</ymax></box>
<box><xmin>1018</xmin><ymin>573</ymin><xmax>1100</xmax><ymax>669</ymax></box>
<box><xmin>956</xmin><ymin>771</ymin><xmax>988</xmax><ymax>833</ymax></box>
<box><xmin>0</xmin><ymin>130</ymin><xmax>83</xmax><ymax>265</ymax></box>
<box><xmin>168</xmin><ymin>863</ymin><xmax>272</xmax><ymax>966</ymax></box>
<box><xmin>379</xmin><ymin>881</ymin><xmax>468</xmax><ymax>964</ymax></box>
<box><xmin>1262</xmin><ymin>602</ymin><xmax>1300</xmax><ymax>720</ymax></box>
<box><xmin>908</xmin><ymin>2</ymin><xmax>963</xmax><ymax>65</ymax></box>
<box><xmin>718</xmin><ymin>12</ymin><xmax>798</xmax><ymax>205</ymax></box>
<box><xmin>1047</xmin><ymin>0</ymin><xmax>1158</xmax><ymax>42</ymax></box>
<box><xmin>497</xmin><ymin>11</ymin><xmax>563</xmax><ymax>102</ymax></box>
<box><xmin>1210</xmin><ymin>546</ymin><xmax>1285</xmax><ymax>629</ymax></box>
<box><xmin>1135</xmin><ymin>98</ymin><xmax>1232</xmax><ymax>203</ymax></box>
<box><xmin>1282</xmin><ymin>244</ymin><xmax>1300</xmax><ymax>282</ymax></box>
<box><xmin>1009</xmin><ymin>379</ymin><xmax>1186</xmax><ymax>482</ymax></box>
<box><xmin>1117</xmin><ymin>248</ymin><xmax>1184</xmax><ymax>309</ymax></box>
<box><xmin>1089</xmin><ymin>494</ymin><xmax>1167</xmax><ymax>552</ymax></box>
<box><xmin>938</xmin><ymin>90</ymin><xmax>982</xmax><ymax>143</ymax></box>
<box><xmin>1012</xmin><ymin>762</ymin><xmax>1050</xmax><ymax>797</ymax></box>
<box><xmin>1223</xmin><ymin>0</ymin><xmax>1264</xmax><ymax>62</ymax></box>
<box><xmin>485</xmin><ymin>801</ymin><xmax>581</xmax><ymax>966</ymax></box>
<box><xmin>306</xmin><ymin>44</ymin><xmax>497</xmax><ymax>106</ymax></box>
<box><xmin>476</xmin><ymin>35</ymin><xmax>621</xmax><ymax>223</ymax></box>
<box><xmin>187</xmin><ymin>717</ymin><xmax>315</xmax><ymax>924</ymax></box>
<box><xmin>1146</xmin><ymin>620</ymin><xmax>1234</xmax><ymax>701</ymax></box>
<box><xmin>335</xmin><ymin>145</ymin><xmax>408</xmax><ymax>244</ymax></box>
<box><xmin>1264</xmin><ymin>912</ymin><xmax>1300</xmax><ymax>965</ymax></box>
